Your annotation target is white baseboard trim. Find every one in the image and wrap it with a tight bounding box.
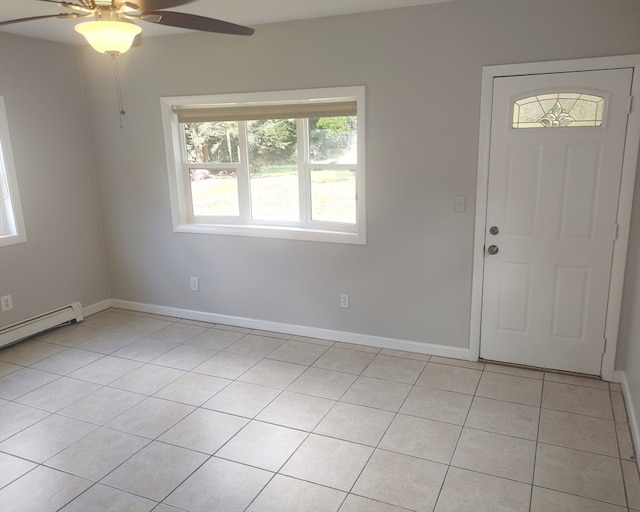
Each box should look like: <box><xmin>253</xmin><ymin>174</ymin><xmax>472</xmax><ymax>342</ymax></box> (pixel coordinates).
<box><xmin>107</xmin><ymin>299</ymin><xmax>472</xmax><ymax>360</ymax></box>
<box><xmin>613</xmin><ymin>369</ymin><xmax>640</xmax><ymax>472</ymax></box>
<box><xmin>82</xmin><ymin>299</ymin><xmax>114</xmax><ymax>318</ymax></box>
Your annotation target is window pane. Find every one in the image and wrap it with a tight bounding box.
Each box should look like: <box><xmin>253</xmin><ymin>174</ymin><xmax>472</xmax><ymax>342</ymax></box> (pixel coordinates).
<box><xmin>311</xmin><ymin>168</ymin><xmax>356</xmax><ymax>224</ymax></box>
<box><xmin>512</xmin><ymin>93</ymin><xmax>604</xmax><ymax>128</ymax></box>
<box><xmin>309</xmin><ymin>116</ymin><xmax>357</xmax><ymax>164</ymax></box>
<box><xmin>182</xmin><ymin>121</ymin><xmax>239</xmax><ymax>163</ymax></box>
<box><xmin>190</xmin><ymin>168</ymin><xmax>239</xmax><ymax>217</ymax></box>
<box><xmin>247</xmin><ymin>119</ymin><xmax>299</xmax><ymax>222</ymax></box>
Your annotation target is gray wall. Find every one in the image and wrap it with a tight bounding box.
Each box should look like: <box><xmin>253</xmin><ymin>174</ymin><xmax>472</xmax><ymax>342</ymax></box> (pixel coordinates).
<box><xmin>80</xmin><ymin>0</ymin><xmax>640</xmax><ymax>348</ymax></box>
<box><xmin>0</xmin><ymin>34</ymin><xmax>109</xmax><ymax>326</ymax></box>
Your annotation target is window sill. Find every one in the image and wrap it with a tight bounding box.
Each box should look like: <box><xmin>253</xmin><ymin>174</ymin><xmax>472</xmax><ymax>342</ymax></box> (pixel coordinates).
<box><xmin>0</xmin><ymin>233</ymin><xmax>27</xmax><ymax>248</ymax></box>
<box><xmin>174</xmin><ymin>223</ymin><xmax>365</xmax><ymax>245</ymax></box>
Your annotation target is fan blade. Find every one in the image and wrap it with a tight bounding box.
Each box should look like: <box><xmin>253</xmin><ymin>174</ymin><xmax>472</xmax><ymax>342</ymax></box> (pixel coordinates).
<box><xmin>139</xmin><ymin>13</ymin><xmax>162</xmax><ymax>23</ymax></box>
<box><xmin>36</xmin><ymin>0</ymin><xmax>94</xmax><ymax>13</ymax></box>
<box><xmin>141</xmin><ymin>11</ymin><xmax>254</xmax><ymax>35</ymax></box>
<box><xmin>114</xmin><ymin>0</ymin><xmax>194</xmax><ymax>10</ymax></box>
<box><xmin>0</xmin><ymin>12</ymin><xmax>86</xmax><ymax>26</ymax></box>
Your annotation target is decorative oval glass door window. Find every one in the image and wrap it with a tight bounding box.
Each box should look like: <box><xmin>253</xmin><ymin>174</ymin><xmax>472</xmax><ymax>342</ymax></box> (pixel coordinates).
<box><xmin>512</xmin><ymin>92</ymin><xmax>604</xmax><ymax>128</ymax></box>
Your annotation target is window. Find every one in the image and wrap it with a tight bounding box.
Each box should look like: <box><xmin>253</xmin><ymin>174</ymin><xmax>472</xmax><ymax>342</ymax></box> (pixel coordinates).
<box><xmin>0</xmin><ymin>97</ymin><xmax>26</xmax><ymax>247</ymax></box>
<box><xmin>512</xmin><ymin>92</ymin><xmax>605</xmax><ymax>128</ymax></box>
<box><xmin>161</xmin><ymin>87</ymin><xmax>365</xmax><ymax>244</ymax></box>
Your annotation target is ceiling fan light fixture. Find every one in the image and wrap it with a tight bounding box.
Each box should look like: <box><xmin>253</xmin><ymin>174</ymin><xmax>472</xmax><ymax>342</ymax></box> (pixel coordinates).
<box><xmin>74</xmin><ymin>20</ymin><xmax>142</xmax><ymax>55</ymax></box>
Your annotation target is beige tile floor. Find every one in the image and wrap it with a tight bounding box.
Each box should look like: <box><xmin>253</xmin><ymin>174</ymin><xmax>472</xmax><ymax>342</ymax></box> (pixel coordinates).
<box><xmin>0</xmin><ymin>308</ymin><xmax>639</xmax><ymax>512</ymax></box>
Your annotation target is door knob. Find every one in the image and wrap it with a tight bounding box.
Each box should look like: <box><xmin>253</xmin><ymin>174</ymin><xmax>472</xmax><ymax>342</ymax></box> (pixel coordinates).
<box><xmin>487</xmin><ymin>245</ymin><xmax>499</xmax><ymax>255</ymax></box>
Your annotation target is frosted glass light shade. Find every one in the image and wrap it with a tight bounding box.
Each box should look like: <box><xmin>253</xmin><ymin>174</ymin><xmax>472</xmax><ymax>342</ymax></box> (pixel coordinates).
<box><xmin>74</xmin><ymin>20</ymin><xmax>142</xmax><ymax>54</ymax></box>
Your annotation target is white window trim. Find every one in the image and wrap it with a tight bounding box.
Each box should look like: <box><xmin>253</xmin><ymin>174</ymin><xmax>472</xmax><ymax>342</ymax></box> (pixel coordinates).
<box><xmin>160</xmin><ymin>86</ymin><xmax>366</xmax><ymax>245</ymax></box>
<box><xmin>0</xmin><ymin>96</ymin><xmax>27</xmax><ymax>247</ymax></box>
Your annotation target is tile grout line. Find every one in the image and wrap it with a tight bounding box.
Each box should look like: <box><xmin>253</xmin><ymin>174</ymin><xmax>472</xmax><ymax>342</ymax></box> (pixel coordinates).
<box><xmin>612</xmin><ymin>383</ymin><xmax>632</xmax><ymax>509</ymax></box>
<box><xmin>333</xmin><ymin>349</ymin><xmax>410</xmax><ymax>511</ymax></box>
<box><xmin>528</xmin><ymin>373</ymin><xmax>544</xmax><ymax>512</ymax></box>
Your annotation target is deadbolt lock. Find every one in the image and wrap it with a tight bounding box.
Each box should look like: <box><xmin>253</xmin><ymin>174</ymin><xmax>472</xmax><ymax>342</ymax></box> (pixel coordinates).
<box><xmin>489</xmin><ymin>226</ymin><xmax>499</xmax><ymax>235</ymax></box>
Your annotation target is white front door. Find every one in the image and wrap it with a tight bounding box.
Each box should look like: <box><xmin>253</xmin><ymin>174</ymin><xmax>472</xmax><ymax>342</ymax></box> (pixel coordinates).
<box><xmin>480</xmin><ymin>68</ymin><xmax>633</xmax><ymax>375</ymax></box>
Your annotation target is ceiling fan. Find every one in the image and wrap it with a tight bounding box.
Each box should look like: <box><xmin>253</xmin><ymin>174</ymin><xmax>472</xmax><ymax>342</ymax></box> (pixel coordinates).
<box><xmin>0</xmin><ymin>0</ymin><xmax>255</xmax><ymax>55</ymax></box>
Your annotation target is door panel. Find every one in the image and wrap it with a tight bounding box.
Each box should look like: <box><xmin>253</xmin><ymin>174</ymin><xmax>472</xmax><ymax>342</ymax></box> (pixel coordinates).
<box><xmin>504</xmin><ymin>145</ymin><xmax>541</xmax><ymax>236</ymax></box>
<box><xmin>551</xmin><ymin>265</ymin><xmax>589</xmax><ymax>339</ymax></box>
<box><xmin>560</xmin><ymin>144</ymin><xmax>599</xmax><ymax>239</ymax></box>
<box><xmin>497</xmin><ymin>263</ymin><xmax>532</xmax><ymax>333</ymax></box>
<box><xmin>480</xmin><ymin>68</ymin><xmax>632</xmax><ymax>375</ymax></box>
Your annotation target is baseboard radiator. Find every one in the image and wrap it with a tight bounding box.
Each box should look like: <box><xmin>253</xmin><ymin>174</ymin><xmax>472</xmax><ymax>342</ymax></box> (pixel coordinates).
<box><xmin>0</xmin><ymin>302</ymin><xmax>83</xmax><ymax>348</ymax></box>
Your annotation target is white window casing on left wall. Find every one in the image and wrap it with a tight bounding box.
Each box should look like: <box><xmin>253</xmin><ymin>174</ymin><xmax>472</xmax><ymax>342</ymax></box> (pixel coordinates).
<box><xmin>0</xmin><ymin>96</ymin><xmax>27</xmax><ymax>247</ymax></box>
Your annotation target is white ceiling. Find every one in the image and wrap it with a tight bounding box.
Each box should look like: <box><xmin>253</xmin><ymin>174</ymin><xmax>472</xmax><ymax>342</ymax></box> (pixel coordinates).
<box><xmin>0</xmin><ymin>0</ymin><xmax>451</xmax><ymax>45</ymax></box>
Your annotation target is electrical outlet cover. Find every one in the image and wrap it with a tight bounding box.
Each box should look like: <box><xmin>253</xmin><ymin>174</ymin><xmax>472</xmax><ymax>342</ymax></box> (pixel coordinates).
<box><xmin>1</xmin><ymin>295</ymin><xmax>13</xmax><ymax>311</ymax></box>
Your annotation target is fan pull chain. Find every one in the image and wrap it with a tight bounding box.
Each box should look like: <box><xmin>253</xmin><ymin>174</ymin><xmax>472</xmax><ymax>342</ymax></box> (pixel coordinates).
<box><xmin>109</xmin><ymin>52</ymin><xmax>126</xmax><ymax>129</ymax></box>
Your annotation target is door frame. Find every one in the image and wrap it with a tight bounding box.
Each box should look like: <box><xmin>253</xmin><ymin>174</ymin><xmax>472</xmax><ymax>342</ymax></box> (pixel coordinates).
<box><xmin>470</xmin><ymin>54</ymin><xmax>640</xmax><ymax>380</ymax></box>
